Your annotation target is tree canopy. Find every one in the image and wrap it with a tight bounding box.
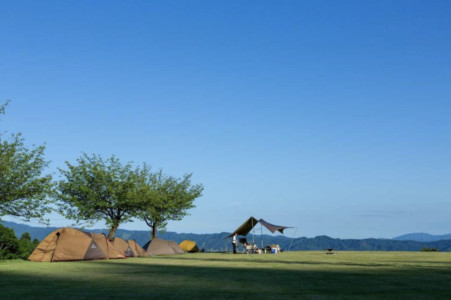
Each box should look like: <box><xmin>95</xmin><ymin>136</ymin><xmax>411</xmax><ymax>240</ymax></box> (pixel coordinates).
<box><xmin>0</xmin><ymin>101</ymin><xmax>53</xmax><ymax>222</ymax></box>
<box><xmin>136</xmin><ymin>166</ymin><xmax>203</xmax><ymax>239</ymax></box>
<box><xmin>56</xmin><ymin>153</ymin><xmax>144</xmax><ymax>240</ymax></box>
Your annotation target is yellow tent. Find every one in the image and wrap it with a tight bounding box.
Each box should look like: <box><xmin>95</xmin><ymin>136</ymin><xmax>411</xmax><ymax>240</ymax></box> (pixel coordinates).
<box><xmin>179</xmin><ymin>240</ymin><xmax>199</xmax><ymax>253</ymax></box>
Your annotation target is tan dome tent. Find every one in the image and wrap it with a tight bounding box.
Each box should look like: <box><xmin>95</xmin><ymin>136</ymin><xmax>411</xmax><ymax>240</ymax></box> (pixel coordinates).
<box><xmin>84</xmin><ymin>232</ymin><xmax>126</xmax><ymax>259</ymax></box>
<box><xmin>128</xmin><ymin>239</ymin><xmax>148</xmax><ymax>257</ymax></box>
<box><xmin>179</xmin><ymin>240</ymin><xmax>199</xmax><ymax>253</ymax></box>
<box><xmin>112</xmin><ymin>237</ymin><xmax>136</xmax><ymax>257</ymax></box>
<box><xmin>28</xmin><ymin>228</ymin><xmax>108</xmax><ymax>262</ymax></box>
<box><xmin>144</xmin><ymin>238</ymin><xmax>185</xmax><ymax>256</ymax></box>
<box><xmin>168</xmin><ymin>240</ymin><xmax>186</xmax><ymax>254</ymax></box>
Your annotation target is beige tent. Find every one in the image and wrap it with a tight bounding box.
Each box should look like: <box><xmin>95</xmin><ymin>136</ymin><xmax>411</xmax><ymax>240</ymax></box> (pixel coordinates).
<box><xmin>144</xmin><ymin>238</ymin><xmax>185</xmax><ymax>256</ymax></box>
<box><xmin>179</xmin><ymin>240</ymin><xmax>199</xmax><ymax>253</ymax></box>
<box><xmin>112</xmin><ymin>237</ymin><xmax>136</xmax><ymax>257</ymax></box>
<box><xmin>128</xmin><ymin>239</ymin><xmax>148</xmax><ymax>257</ymax></box>
<box><xmin>168</xmin><ymin>240</ymin><xmax>185</xmax><ymax>254</ymax></box>
<box><xmin>84</xmin><ymin>232</ymin><xmax>126</xmax><ymax>259</ymax></box>
<box><xmin>28</xmin><ymin>228</ymin><xmax>108</xmax><ymax>262</ymax></box>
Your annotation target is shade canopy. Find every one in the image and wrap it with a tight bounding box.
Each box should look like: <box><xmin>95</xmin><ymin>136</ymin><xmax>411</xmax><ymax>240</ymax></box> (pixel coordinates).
<box><xmin>258</xmin><ymin>219</ymin><xmax>290</xmax><ymax>234</ymax></box>
<box><xmin>227</xmin><ymin>217</ymin><xmax>291</xmax><ymax>237</ymax></box>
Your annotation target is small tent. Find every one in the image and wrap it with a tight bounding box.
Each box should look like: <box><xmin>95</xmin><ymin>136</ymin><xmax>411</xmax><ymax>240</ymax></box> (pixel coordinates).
<box><xmin>112</xmin><ymin>237</ymin><xmax>136</xmax><ymax>257</ymax></box>
<box><xmin>28</xmin><ymin>228</ymin><xmax>108</xmax><ymax>262</ymax></box>
<box><xmin>179</xmin><ymin>240</ymin><xmax>199</xmax><ymax>253</ymax></box>
<box><xmin>84</xmin><ymin>232</ymin><xmax>126</xmax><ymax>259</ymax></box>
<box><xmin>168</xmin><ymin>240</ymin><xmax>185</xmax><ymax>254</ymax></box>
<box><xmin>128</xmin><ymin>239</ymin><xmax>148</xmax><ymax>257</ymax></box>
<box><xmin>144</xmin><ymin>238</ymin><xmax>185</xmax><ymax>256</ymax></box>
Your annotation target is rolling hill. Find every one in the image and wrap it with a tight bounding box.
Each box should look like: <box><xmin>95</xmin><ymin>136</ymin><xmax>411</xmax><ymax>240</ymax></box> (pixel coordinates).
<box><xmin>393</xmin><ymin>232</ymin><xmax>451</xmax><ymax>242</ymax></box>
<box><xmin>2</xmin><ymin>221</ymin><xmax>451</xmax><ymax>252</ymax></box>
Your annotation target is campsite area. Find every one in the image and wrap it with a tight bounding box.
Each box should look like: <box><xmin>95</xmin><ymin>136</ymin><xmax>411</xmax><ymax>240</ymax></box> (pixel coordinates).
<box><xmin>1</xmin><ymin>251</ymin><xmax>450</xmax><ymax>299</ymax></box>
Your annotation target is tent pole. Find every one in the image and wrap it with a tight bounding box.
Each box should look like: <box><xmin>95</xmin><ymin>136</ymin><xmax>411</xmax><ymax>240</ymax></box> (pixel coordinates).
<box><xmin>288</xmin><ymin>228</ymin><xmax>298</xmax><ymax>251</ymax></box>
<box><xmin>261</xmin><ymin>223</ymin><xmax>263</xmax><ymax>249</ymax></box>
<box><xmin>252</xmin><ymin>219</ymin><xmax>254</xmax><ymax>244</ymax></box>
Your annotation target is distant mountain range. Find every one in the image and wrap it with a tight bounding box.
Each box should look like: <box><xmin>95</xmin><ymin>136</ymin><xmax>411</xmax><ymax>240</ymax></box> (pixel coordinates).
<box><xmin>2</xmin><ymin>221</ymin><xmax>451</xmax><ymax>252</ymax></box>
<box><xmin>393</xmin><ymin>233</ymin><xmax>451</xmax><ymax>242</ymax></box>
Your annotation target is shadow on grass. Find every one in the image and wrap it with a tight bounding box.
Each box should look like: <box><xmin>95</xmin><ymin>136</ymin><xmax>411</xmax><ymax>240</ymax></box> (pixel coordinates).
<box><xmin>0</xmin><ymin>259</ymin><xmax>450</xmax><ymax>299</ymax></box>
<box><xmin>153</xmin><ymin>255</ymin><xmax>398</xmax><ymax>268</ymax></box>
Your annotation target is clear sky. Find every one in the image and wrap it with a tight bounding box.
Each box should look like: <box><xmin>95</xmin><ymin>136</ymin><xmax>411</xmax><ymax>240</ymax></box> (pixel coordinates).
<box><xmin>1</xmin><ymin>1</ymin><xmax>450</xmax><ymax>239</ymax></box>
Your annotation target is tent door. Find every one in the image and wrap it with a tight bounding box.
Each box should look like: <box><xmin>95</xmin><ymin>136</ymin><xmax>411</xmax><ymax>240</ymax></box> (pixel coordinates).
<box><xmin>83</xmin><ymin>241</ymin><xmax>106</xmax><ymax>260</ymax></box>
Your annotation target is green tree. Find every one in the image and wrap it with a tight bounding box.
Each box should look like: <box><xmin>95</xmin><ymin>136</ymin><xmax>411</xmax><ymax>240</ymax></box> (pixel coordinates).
<box><xmin>136</xmin><ymin>167</ymin><xmax>203</xmax><ymax>239</ymax></box>
<box><xmin>0</xmin><ymin>101</ymin><xmax>53</xmax><ymax>222</ymax></box>
<box><xmin>0</xmin><ymin>224</ymin><xmax>19</xmax><ymax>260</ymax></box>
<box><xmin>17</xmin><ymin>232</ymin><xmax>36</xmax><ymax>259</ymax></box>
<box><xmin>56</xmin><ymin>153</ymin><xmax>143</xmax><ymax>240</ymax></box>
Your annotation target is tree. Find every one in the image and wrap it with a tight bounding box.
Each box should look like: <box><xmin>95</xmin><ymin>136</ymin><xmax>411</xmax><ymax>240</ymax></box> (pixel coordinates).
<box><xmin>136</xmin><ymin>166</ymin><xmax>203</xmax><ymax>239</ymax></box>
<box><xmin>0</xmin><ymin>101</ymin><xmax>53</xmax><ymax>222</ymax></box>
<box><xmin>17</xmin><ymin>232</ymin><xmax>36</xmax><ymax>259</ymax></box>
<box><xmin>56</xmin><ymin>153</ymin><xmax>143</xmax><ymax>240</ymax></box>
<box><xmin>0</xmin><ymin>224</ymin><xmax>19</xmax><ymax>260</ymax></box>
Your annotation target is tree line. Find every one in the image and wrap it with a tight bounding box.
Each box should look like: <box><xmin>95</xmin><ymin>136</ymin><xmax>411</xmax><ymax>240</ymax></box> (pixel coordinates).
<box><xmin>0</xmin><ymin>224</ymin><xmax>39</xmax><ymax>260</ymax></box>
<box><xmin>0</xmin><ymin>101</ymin><xmax>203</xmax><ymax>242</ymax></box>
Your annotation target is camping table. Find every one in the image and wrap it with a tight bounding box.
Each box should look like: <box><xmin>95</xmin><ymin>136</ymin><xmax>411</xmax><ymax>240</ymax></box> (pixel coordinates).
<box><xmin>246</xmin><ymin>244</ymin><xmax>258</xmax><ymax>254</ymax></box>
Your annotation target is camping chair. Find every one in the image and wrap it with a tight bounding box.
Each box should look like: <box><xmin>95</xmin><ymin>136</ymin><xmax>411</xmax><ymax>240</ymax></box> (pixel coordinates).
<box><xmin>238</xmin><ymin>238</ymin><xmax>247</xmax><ymax>253</ymax></box>
<box><xmin>245</xmin><ymin>243</ymin><xmax>258</xmax><ymax>254</ymax></box>
<box><xmin>238</xmin><ymin>238</ymin><xmax>258</xmax><ymax>254</ymax></box>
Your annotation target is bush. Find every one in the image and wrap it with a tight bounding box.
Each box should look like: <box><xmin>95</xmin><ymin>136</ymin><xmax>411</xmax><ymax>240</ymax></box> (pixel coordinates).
<box><xmin>420</xmin><ymin>247</ymin><xmax>439</xmax><ymax>252</ymax></box>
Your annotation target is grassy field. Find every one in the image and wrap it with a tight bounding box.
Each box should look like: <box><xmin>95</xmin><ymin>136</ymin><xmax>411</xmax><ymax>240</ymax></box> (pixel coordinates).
<box><xmin>1</xmin><ymin>251</ymin><xmax>450</xmax><ymax>299</ymax></box>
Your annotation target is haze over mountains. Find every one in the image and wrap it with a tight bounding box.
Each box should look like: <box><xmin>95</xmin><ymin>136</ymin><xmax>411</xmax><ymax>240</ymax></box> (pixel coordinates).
<box><xmin>3</xmin><ymin>221</ymin><xmax>451</xmax><ymax>252</ymax></box>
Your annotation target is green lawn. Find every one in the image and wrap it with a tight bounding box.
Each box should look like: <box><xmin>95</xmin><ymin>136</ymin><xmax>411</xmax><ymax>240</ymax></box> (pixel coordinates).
<box><xmin>1</xmin><ymin>251</ymin><xmax>450</xmax><ymax>299</ymax></box>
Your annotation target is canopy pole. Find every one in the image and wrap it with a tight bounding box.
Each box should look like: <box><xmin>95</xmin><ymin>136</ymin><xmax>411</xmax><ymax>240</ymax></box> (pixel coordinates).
<box><xmin>261</xmin><ymin>223</ymin><xmax>263</xmax><ymax>249</ymax></box>
<box><xmin>288</xmin><ymin>227</ymin><xmax>298</xmax><ymax>251</ymax></box>
<box><xmin>252</xmin><ymin>218</ymin><xmax>255</xmax><ymax>244</ymax></box>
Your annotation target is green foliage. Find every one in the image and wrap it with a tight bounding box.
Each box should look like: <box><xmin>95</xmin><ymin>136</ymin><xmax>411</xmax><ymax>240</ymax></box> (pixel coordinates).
<box><xmin>421</xmin><ymin>247</ymin><xmax>439</xmax><ymax>252</ymax></box>
<box><xmin>0</xmin><ymin>224</ymin><xmax>19</xmax><ymax>259</ymax></box>
<box><xmin>17</xmin><ymin>232</ymin><xmax>37</xmax><ymax>259</ymax></box>
<box><xmin>0</xmin><ymin>224</ymin><xmax>38</xmax><ymax>260</ymax></box>
<box><xmin>135</xmin><ymin>166</ymin><xmax>203</xmax><ymax>238</ymax></box>
<box><xmin>0</xmin><ymin>101</ymin><xmax>53</xmax><ymax>223</ymax></box>
<box><xmin>0</xmin><ymin>100</ymin><xmax>8</xmax><ymax>116</ymax></box>
<box><xmin>56</xmin><ymin>153</ymin><xmax>143</xmax><ymax>239</ymax></box>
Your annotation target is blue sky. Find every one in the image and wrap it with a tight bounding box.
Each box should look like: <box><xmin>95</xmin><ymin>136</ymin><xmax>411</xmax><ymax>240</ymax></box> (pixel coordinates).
<box><xmin>1</xmin><ymin>1</ymin><xmax>450</xmax><ymax>238</ymax></box>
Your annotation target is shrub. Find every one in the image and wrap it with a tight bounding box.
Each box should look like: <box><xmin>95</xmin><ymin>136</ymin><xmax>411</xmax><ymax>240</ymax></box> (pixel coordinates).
<box><xmin>420</xmin><ymin>247</ymin><xmax>439</xmax><ymax>252</ymax></box>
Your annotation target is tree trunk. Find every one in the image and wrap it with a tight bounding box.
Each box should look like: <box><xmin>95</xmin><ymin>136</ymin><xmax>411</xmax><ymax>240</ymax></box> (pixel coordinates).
<box><xmin>152</xmin><ymin>222</ymin><xmax>158</xmax><ymax>239</ymax></box>
<box><xmin>108</xmin><ymin>223</ymin><xmax>119</xmax><ymax>241</ymax></box>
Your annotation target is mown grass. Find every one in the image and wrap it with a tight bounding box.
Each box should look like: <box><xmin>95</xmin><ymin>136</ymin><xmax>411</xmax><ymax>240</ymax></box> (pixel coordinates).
<box><xmin>1</xmin><ymin>251</ymin><xmax>450</xmax><ymax>299</ymax></box>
